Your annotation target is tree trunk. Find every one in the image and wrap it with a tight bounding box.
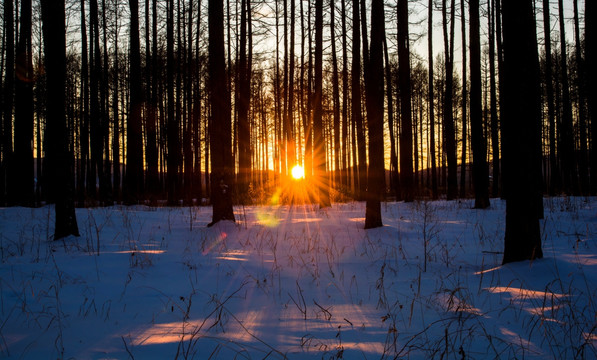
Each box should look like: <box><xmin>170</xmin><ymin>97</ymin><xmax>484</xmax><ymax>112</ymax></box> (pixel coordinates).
<box><xmin>237</xmin><ymin>0</ymin><xmax>251</xmax><ymax>201</ymax></box>
<box><xmin>429</xmin><ymin>0</ymin><xmax>438</xmax><ymax>200</ymax></box>
<box><xmin>89</xmin><ymin>0</ymin><xmax>104</xmax><ymax>203</ymax></box>
<box><xmin>352</xmin><ymin>0</ymin><xmax>366</xmax><ymax>200</ymax></box>
<box><xmin>384</xmin><ymin>36</ymin><xmax>398</xmax><ymax>199</ymax></box>
<box><xmin>542</xmin><ymin>0</ymin><xmax>558</xmax><ymax>195</ymax></box>
<box><xmin>208</xmin><ymin>0</ymin><xmax>235</xmax><ymax>225</ymax></box>
<box><xmin>146</xmin><ymin>0</ymin><xmax>159</xmax><ymax>202</ymax></box>
<box><xmin>14</xmin><ymin>0</ymin><xmax>34</xmax><ymax>206</ymax></box>
<box><xmin>330</xmin><ymin>0</ymin><xmax>340</xmax><ymax>189</ymax></box>
<box><xmin>40</xmin><ymin>0</ymin><xmax>80</xmax><ymax>239</ymax></box>
<box><xmin>112</xmin><ymin>1</ymin><xmax>120</xmax><ymax>201</ymax></box>
<box><xmin>573</xmin><ymin>0</ymin><xmax>588</xmax><ymax>194</ymax></box>
<box><xmin>489</xmin><ymin>0</ymin><xmax>500</xmax><ymax>198</ymax></box>
<box><xmin>501</xmin><ymin>0</ymin><xmax>543</xmax><ymax>264</ymax></box>
<box><xmin>167</xmin><ymin>0</ymin><xmax>180</xmax><ymax>205</ymax></box>
<box><xmin>459</xmin><ymin>0</ymin><xmax>467</xmax><ymax>199</ymax></box>
<box><xmin>314</xmin><ymin>0</ymin><xmax>330</xmax><ymax>208</ymax></box>
<box><xmin>398</xmin><ymin>0</ymin><xmax>413</xmax><ymax>202</ymax></box>
<box><xmin>442</xmin><ymin>0</ymin><xmax>458</xmax><ymax>200</ymax></box>
<box><xmin>469</xmin><ymin>0</ymin><xmax>490</xmax><ymax>208</ymax></box>
<box><xmin>1</xmin><ymin>0</ymin><xmax>14</xmax><ymax>205</ymax></box>
<box><xmin>558</xmin><ymin>0</ymin><xmax>578</xmax><ymax>195</ymax></box>
<box><xmin>364</xmin><ymin>0</ymin><xmax>384</xmax><ymax>229</ymax></box>
<box><xmin>588</xmin><ymin>0</ymin><xmax>597</xmax><ymax>194</ymax></box>
<box><xmin>340</xmin><ymin>0</ymin><xmax>348</xmax><ymax>189</ymax></box>
<box><xmin>126</xmin><ymin>0</ymin><xmax>144</xmax><ymax>204</ymax></box>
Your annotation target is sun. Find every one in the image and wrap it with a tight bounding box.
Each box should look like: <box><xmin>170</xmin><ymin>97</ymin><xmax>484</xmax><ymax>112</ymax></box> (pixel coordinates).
<box><xmin>291</xmin><ymin>165</ymin><xmax>305</xmax><ymax>180</ymax></box>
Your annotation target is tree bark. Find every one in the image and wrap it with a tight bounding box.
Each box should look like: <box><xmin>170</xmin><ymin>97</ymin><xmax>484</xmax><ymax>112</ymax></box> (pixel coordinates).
<box><xmin>314</xmin><ymin>0</ymin><xmax>330</xmax><ymax>208</ymax></box>
<box><xmin>40</xmin><ymin>0</ymin><xmax>80</xmax><ymax>239</ymax></box>
<box><xmin>588</xmin><ymin>0</ymin><xmax>597</xmax><ymax>194</ymax></box>
<box><xmin>442</xmin><ymin>0</ymin><xmax>458</xmax><ymax>200</ymax></box>
<box><xmin>542</xmin><ymin>0</ymin><xmax>558</xmax><ymax>195</ymax></box>
<box><xmin>429</xmin><ymin>0</ymin><xmax>438</xmax><ymax>200</ymax></box>
<box><xmin>501</xmin><ymin>0</ymin><xmax>543</xmax><ymax>264</ymax></box>
<box><xmin>469</xmin><ymin>0</ymin><xmax>490</xmax><ymax>208</ymax></box>
<box><xmin>352</xmin><ymin>0</ymin><xmax>366</xmax><ymax>201</ymax></box>
<box><xmin>489</xmin><ymin>0</ymin><xmax>500</xmax><ymax>198</ymax></box>
<box><xmin>208</xmin><ymin>0</ymin><xmax>235</xmax><ymax>225</ymax></box>
<box><xmin>398</xmin><ymin>0</ymin><xmax>413</xmax><ymax>202</ymax></box>
<box><xmin>126</xmin><ymin>0</ymin><xmax>144</xmax><ymax>204</ymax></box>
<box><xmin>459</xmin><ymin>0</ymin><xmax>467</xmax><ymax>199</ymax></box>
<box><xmin>364</xmin><ymin>0</ymin><xmax>384</xmax><ymax>229</ymax></box>
<box><xmin>558</xmin><ymin>0</ymin><xmax>578</xmax><ymax>195</ymax></box>
<box><xmin>1</xmin><ymin>0</ymin><xmax>14</xmax><ymax>205</ymax></box>
<box><xmin>14</xmin><ymin>0</ymin><xmax>34</xmax><ymax>206</ymax></box>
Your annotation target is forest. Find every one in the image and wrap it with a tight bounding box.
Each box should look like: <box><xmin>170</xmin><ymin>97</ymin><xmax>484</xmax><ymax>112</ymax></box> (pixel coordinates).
<box><xmin>0</xmin><ymin>1</ymin><xmax>595</xmax><ymax>251</ymax></box>
<box><xmin>1</xmin><ymin>1</ymin><xmax>597</xmax><ymax>358</ymax></box>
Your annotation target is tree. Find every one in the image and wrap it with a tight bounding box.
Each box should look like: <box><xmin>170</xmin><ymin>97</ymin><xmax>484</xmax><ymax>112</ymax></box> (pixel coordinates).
<box><xmin>488</xmin><ymin>0</ymin><xmax>499</xmax><ymax>198</ymax></box>
<box><xmin>313</xmin><ymin>0</ymin><xmax>330</xmax><ymax>208</ymax></box>
<box><xmin>2</xmin><ymin>0</ymin><xmax>15</xmax><ymax>205</ymax></box>
<box><xmin>469</xmin><ymin>0</ymin><xmax>490</xmax><ymax>208</ymax></box>
<box><xmin>542</xmin><ymin>0</ymin><xmax>558</xmax><ymax>195</ymax></box>
<box><xmin>501</xmin><ymin>0</ymin><xmax>543</xmax><ymax>264</ymax></box>
<box><xmin>459</xmin><ymin>0</ymin><xmax>467</xmax><ymax>198</ymax></box>
<box><xmin>398</xmin><ymin>0</ymin><xmax>413</xmax><ymax>202</ymax></box>
<box><xmin>558</xmin><ymin>0</ymin><xmax>578</xmax><ymax>195</ymax></box>
<box><xmin>588</xmin><ymin>0</ymin><xmax>597</xmax><ymax>194</ymax></box>
<box><xmin>237</xmin><ymin>0</ymin><xmax>251</xmax><ymax>200</ymax></box>
<box><xmin>442</xmin><ymin>0</ymin><xmax>458</xmax><ymax>200</ymax></box>
<box><xmin>573</xmin><ymin>0</ymin><xmax>588</xmax><ymax>194</ymax></box>
<box><xmin>13</xmin><ymin>0</ymin><xmax>34</xmax><ymax>206</ymax></box>
<box><xmin>126</xmin><ymin>0</ymin><xmax>144</xmax><ymax>204</ymax></box>
<box><xmin>146</xmin><ymin>0</ymin><xmax>160</xmax><ymax>202</ymax></box>
<box><xmin>340</xmin><ymin>0</ymin><xmax>349</xmax><ymax>188</ymax></box>
<box><xmin>429</xmin><ymin>0</ymin><xmax>438</xmax><ymax>200</ymax></box>
<box><xmin>364</xmin><ymin>0</ymin><xmax>384</xmax><ymax>229</ymax></box>
<box><xmin>330</xmin><ymin>0</ymin><xmax>340</xmax><ymax>188</ymax></box>
<box><xmin>352</xmin><ymin>0</ymin><xmax>366</xmax><ymax>200</ymax></box>
<box><xmin>40</xmin><ymin>0</ymin><xmax>80</xmax><ymax>240</ymax></box>
<box><xmin>167</xmin><ymin>0</ymin><xmax>181</xmax><ymax>205</ymax></box>
<box><xmin>89</xmin><ymin>0</ymin><xmax>105</xmax><ymax>203</ymax></box>
<box><xmin>208</xmin><ymin>0</ymin><xmax>235</xmax><ymax>225</ymax></box>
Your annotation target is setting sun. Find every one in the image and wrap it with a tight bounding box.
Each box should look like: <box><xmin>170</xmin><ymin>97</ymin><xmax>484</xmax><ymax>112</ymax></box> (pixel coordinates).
<box><xmin>291</xmin><ymin>165</ymin><xmax>305</xmax><ymax>180</ymax></box>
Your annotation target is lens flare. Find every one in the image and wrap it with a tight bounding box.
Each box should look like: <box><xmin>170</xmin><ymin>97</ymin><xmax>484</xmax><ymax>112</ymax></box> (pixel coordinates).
<box><xmin>291</xmin><ymin>165</ymin><xmax>305</xmax><ymax>180</ymax></box>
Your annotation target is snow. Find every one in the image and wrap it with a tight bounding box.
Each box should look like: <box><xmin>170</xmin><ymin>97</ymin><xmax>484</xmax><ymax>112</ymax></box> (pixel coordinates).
<box><xmin>0</xmin><ymin>197</ymin><xmax>596</xmax><ymax>359</ymax></box>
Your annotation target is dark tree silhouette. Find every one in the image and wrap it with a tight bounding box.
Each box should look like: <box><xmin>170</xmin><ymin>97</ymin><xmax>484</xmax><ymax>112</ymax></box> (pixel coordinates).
<box><xmin>78</xmin><ymin>0</ymin><xmax>90</xmax><ymax>207</ymax></box>
<box><xmin>469</xmin><ymin>0</ymin><xmax>490</xmax><ymax>209</ymax></box>
<box><xmin>488</xmin><ymin>0</ymin><xmax>499</xmax><ymax>198</ymax></box>
<box><xmin>364</xmin><ymin>0</ymin><xmax>384</xmax><ymax>229</ymax></box>
<box><xmin>237</xmin><ymin>0</ymin><xmax>251</xmax><ymax>200</ymax></box>
<box><xmin>589</xmin><ymin>0</ymin><xmax>597</xmax><ymax>194</ymax></box>
<box><xmin>314</xmin><ymin>0</ymin><xmax>330</xmax><ymax>208</ymax></box>
<box><xmin>501</xmin><ymin>0</ymin><xmax>543</xmax><ymax>264</ymax></box>
<box><xmin>459</xmin><ymin>0</ymin><xmax>467</xmax><ymax>199</ymax></box>
<box><xmin>429</xmin><ymin>0</ymin><xmax>438</xmax><ymax>200</ymax></box>
<box><xmin>208</xmin><ymin>0</ymin><xmax>235</xmax><ymax>225</ymax></box>
<box><xmin>352</xmin><ymin>0</ymin><xmax>366</xmax><ymax>200</ymax></box>
<box><xmin>126</xmin><ymin>0</ymin><xmax>144</xmax><ymax>204</ymax></box>
<box><xmin>542</xmin><ymin>0</ymin><xmax>559</xmax><ymax>196</ymax></box>
<box><xmin>14</xmin><ymin>0</ymin><xmax>34</xmax><ymax>206</ymax></box>
<box><xmin>558</xmin><ymin>0</ymin><xmax>578</xmax><ymax>196</ymax></box>
<box><xmin>398</xmin><ymin>0</ymin><xmax>413</xmax><ymax>202</ymax></box>
<box><xmin>2</xmin><ymin>0</ymin><xmax>15</xmax><ymax>206</ymax></box>
<box><xmin>40</xmin><ymin>0</ymin><xmax>80</xmax><ymax>240</ymax></box>
<box><xmin>442</xmin><ymin>0</ymin><xmax>458</xmax><ymax>201</ymax></box>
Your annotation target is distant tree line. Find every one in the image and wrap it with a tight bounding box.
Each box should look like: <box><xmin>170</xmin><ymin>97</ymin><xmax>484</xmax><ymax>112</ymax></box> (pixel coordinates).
<box><xmin>0</xmin><ymin>0</ymin><xmax>594</xmax><ymax>261</ymax></box>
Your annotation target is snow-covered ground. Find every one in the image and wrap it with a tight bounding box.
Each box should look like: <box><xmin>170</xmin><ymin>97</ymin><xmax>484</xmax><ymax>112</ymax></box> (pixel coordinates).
<box><xmin>1</xmin><ymin>197</ymin><xmax>595</xmax><ymax>359</ymax></box>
